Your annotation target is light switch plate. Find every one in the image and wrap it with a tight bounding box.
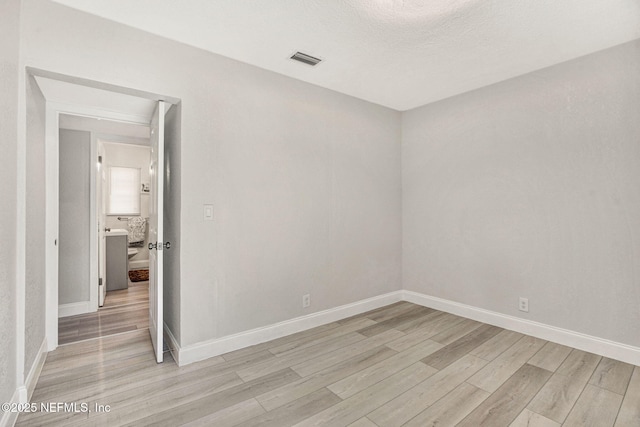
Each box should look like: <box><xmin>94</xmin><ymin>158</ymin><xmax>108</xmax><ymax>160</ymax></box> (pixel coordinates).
<box><xmin>204</xmin><ymin>204</ymin><xmax>214</xmax><ymax>221</ymax></box>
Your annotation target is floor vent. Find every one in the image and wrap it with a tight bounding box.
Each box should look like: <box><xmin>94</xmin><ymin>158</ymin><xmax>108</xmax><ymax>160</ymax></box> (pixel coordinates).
<box><xmin>290</xmin><ymin>51</ymin><xmax>322</xmax><ymax>66</ymax></box>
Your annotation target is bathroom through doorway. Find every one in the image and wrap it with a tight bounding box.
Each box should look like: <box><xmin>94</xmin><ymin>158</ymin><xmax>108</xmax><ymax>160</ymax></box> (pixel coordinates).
<box><xmin>57</xmin><ymin>117</ymin><xmax>153</xmax><ymax>345</ymax></box>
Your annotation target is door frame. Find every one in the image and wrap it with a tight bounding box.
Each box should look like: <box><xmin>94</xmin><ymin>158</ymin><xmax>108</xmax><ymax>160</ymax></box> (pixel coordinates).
<box><xmin>45</xmin><ymin>103</ymin><xmax>150</xmax><ymax>349</ymax></box>
<box><xmin>33</xmin><ymin>67</ymin><xmax>179</xmax><ymax>352</ymax></box>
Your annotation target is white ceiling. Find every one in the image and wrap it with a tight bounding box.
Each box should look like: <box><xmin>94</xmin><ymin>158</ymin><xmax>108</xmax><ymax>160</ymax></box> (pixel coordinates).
<box><xmin>52</xmin><ymin>0</ymin><xmax>640</xmax><ymax>111</ymax></box>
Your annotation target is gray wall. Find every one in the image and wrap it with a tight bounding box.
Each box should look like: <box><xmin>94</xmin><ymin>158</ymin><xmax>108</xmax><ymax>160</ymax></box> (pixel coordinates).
<box><xmin>0</xmin><ymin>0</ymin><xmax>20</xmax><ymax>408</ymax></box>
<box><xmin>212</xmin><ymin>68</ymin><xmax>401</xmax><ymax>340</ymax></box>
<box><xmin>25</xmin><ymin>74</ymin><xmax>47</xmax><ymax>371</ymax></box>
<box><xmin>164</xmin><ymin>103</ymin><xmax>181</xmax><ymax>342</ymax></box>
<box><xmin>403</xmin><ymin>39</ymin><xmax>640</xmax><ymax>347</ymax></box>
<box><xmin>58</xmin><ymin>129</ymin><xmax>91</xmax><ymax>304</ymax></box>
<box><xmin>21</xmin><ymin>0</ymin><xmax>402</xmax><ymax>346</ymax></box>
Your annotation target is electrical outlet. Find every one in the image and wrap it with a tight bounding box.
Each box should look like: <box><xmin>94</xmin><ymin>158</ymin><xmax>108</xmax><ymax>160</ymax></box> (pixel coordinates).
<box><xmin>302</xmin><ymin>294</ymin><xmax>311</xmax><ymax>308</ymax></box>
<box><xmin>519</xmin><ymin>297</ymin><xmax>529</xmax><ymax>312</ymax></box>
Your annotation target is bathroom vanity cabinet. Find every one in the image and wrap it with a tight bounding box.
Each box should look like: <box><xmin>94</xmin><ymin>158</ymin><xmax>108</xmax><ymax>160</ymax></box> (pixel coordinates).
<box><xmin>106</xmin><ymin>231</ymin><xmax>129</xmax><ymax>291</ymax></box>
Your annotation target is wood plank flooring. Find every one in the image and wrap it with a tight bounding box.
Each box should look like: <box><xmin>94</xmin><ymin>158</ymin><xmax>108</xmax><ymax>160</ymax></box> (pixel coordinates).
<box><xmin>58</xmin><ymin>279</ymin><xmax>149</xmax><ymax>345</ymax></box>
<box><xmin>22</xmin><ymin>301</ymin><xmax>639</xmax><ymax>426</ymax></box>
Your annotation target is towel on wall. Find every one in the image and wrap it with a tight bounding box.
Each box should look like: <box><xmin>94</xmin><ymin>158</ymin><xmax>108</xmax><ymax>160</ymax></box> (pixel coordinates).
<box><xmin>127</xmin><ymin>217</ymin><xmax>147</xmax><ymax>245</ymax></box>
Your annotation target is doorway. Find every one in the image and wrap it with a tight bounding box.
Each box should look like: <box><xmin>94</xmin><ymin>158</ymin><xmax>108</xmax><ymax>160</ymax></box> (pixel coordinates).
<box><xmin>32</xmin><ymin>69</ymin><xmax>178</xmax><ymax>363</ymax></box>
<box><xmin>57</xmin><ymin>117</ymin><xmax>153</xmax><ymax>345</ymax></box>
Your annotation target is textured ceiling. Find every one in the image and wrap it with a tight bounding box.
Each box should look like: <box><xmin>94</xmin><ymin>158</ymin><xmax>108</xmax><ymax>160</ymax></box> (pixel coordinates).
<box><xmin>52</xmin><ymin>0</ymin><xmax>640</xmax><ymax>111</ymax></box>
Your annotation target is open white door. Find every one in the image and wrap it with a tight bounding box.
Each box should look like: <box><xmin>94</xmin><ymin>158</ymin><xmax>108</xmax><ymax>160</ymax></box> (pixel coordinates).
<box><xmin>97</xmin><ymin>142</ymin><xmax>107</xmax><ymax>306</ymax></box>
<box><xmin>149</xmin><ymin>101</ymin><xmax>165</xmax><ymax>363</ymax></box>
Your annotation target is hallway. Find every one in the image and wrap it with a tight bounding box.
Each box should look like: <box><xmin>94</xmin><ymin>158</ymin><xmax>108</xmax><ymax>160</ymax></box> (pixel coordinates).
<box><xmin>57</xmin><ymin>279</ymin><xmax>149</xmax><ymax>345</ymax></box>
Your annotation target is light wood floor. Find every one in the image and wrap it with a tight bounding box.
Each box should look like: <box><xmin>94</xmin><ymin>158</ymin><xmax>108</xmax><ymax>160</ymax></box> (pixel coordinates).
<box><xmin>22</xmin><ymin>302</ymin><xmax>640</xmax><ymax>426</ymax></box>
<box><xmin>58</xmin><ymin>279</ymin><xmax>149</xmax><ymax>345</ymax></box>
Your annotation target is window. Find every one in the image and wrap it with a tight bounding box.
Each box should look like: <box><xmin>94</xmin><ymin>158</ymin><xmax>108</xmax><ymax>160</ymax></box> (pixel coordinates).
<box><xmin>108</xmin><ymin>166</ymin><xmax>141</xmax><ymax>215</ymax></box>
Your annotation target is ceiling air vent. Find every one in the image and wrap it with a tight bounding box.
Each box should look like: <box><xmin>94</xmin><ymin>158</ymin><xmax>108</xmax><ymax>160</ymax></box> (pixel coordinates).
<box><xmin>290</xmin><ymin>51</ymin><xmax>322</xmax><ymax>66</ymax></box>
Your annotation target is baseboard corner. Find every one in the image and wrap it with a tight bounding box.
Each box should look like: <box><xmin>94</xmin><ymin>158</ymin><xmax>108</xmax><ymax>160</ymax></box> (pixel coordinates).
<box><xmin>402</xmin><ymin>290</ymin><xmax>640</xmax><ymax>366</ymax></box>
<box><xmin>163</xmin><ymin>323</ymin><xmax>181</xmax><ymax>366</ymax></box>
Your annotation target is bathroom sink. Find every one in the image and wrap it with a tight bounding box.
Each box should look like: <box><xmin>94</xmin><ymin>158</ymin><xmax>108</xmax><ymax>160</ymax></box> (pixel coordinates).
<box><xmin>106</xmin><ymin>228</ymin><xmax>128</xmax><ymax>236</ymax></box>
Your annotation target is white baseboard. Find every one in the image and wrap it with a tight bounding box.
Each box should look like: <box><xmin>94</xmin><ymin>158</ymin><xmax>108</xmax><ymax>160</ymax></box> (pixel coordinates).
<box><xmin>175</xmin><ymin>291</ymin><xmax>403</xmax><ymax>366</ymax></box>
<box><xmin>25</xmin><ymin>337</ymin><xmax>48</xmax><ymax>401</ymax></box>
<box><xmin>58</xmin><ymin>301</ymin><xmax>94</xmax><ymax>318</ymax></box>
<box><xmin>129</xmin><ymin>260</ymin><xmax>149</xmax><ymax>270</ymax></box>
<box><xmin>163</xmin><ymin>323</ymin><xmax>181</xmax><ymax>366</ymax></box>
<box><xmin>168</xmin><ymin>288</ymin><xmax>640</xmax><ymax>368</ymax></box>
<box><xmin>0</xmin><ymin>338</ymin><xmax>47</xmax><ymax>427</ymax></box>
<box><xmin>403</xmin><ymin>290</ymin><xmax>640</xmax><ymax>367</ymax></box>
<box><xmin>0</xmin><ymin>388</ymin><xmax>20</xmax><ymax>427</ymax></box>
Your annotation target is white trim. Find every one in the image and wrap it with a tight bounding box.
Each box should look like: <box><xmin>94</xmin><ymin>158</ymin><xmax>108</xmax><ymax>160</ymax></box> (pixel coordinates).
<box><xmin>0</xmin><ymin>389</ymin><xmax>21</xmax><ymax>427</ymax></box>
<box><xmin>25</xmin><ymin>338</ymin><xmax>48</xmax><ymax>401</ymax></box>
<box><xmin>44</xmin><ymin>106</ymin><xmax>59</xmax><ymax>351</ymax></box>
<box><xmin>58</xmin><ymin>301</ymin><xmax>95</xmax><ymax>318</ymax></box>
<box><xmin>175</xmin><ymin>291</ymin><xmax>403</xmax><ymax>366</ymax></box>
<box><xmin>402</xmin><ymin>290</ymin><xmax>640</xmax><ymax>366</ymax></box>
<box><xmin>164</xmin><ymin>323</ymin><xmax>181</xmax><ymax>366</ymax></box>
<box><xmin>16</xmin><ymin>62</ymin><xmax>27</xmax><ymax>402</ymax></box>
